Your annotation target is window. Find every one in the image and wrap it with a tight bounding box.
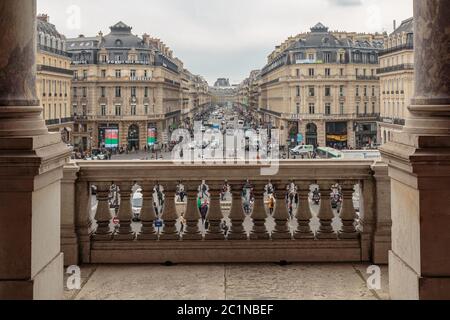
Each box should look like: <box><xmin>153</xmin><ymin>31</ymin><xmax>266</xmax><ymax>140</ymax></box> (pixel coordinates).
<box><xmin>144</xmin><ymin>70</ymin><xmax>148</xmax><ymax>78</ymax></box>
<box><xmin>73</xmin><ymin>87</ymin><xmax>77</xmax><ymax>97</ymax></box>
<box><xmin>325</xmin><ymin>103</ymin><xmax>331</xmax><ymax>115</ymax></box>
<box><xmin>364</xmin><ymin>86</ymin><xmax>367</xmax><ymax>97</ymax></box>
<box><xmin>115</xmin><ymin>105</ymin><xmax>121</xmax><ymax>116</ymax></box>
<box><xmin>356</xmin><ymin>104</ymin><xmax>360</xmax><ymax>114</ymax></box>
<box><xmin>325</xmin><ymin>86</ymin><xmax>331</xmax><ymax>97</ymax></box>
<box><xmin>356</xmin><ymin>86</ymin><xmax>360</xmax><ymax>97</ymax></box>
<box><xmin>101</xmin><ymin>87</ymin><xmax>106</xmax><ymax>98</ymax></box>
<box><xmin>296</xmin><ymin>69</ymin><xmax>300</xmax><ymax>77</ymax></box>
<box><xmin>372</xmin><ymin>102</ymin><xmax>376</xmax><ymax>114</ymax></box>
<box><xmin>144</xmin><ymin>87</ymin><xmax>149</xmax><ymax>98</ymax></box>
<box><xmin>308</xmin><ymin>103</ymin><xmax>315</xmax><ymax>114</ymax></box>
<box><xmin>131</xmin><ymin>104</ymin><xmax>137</xmax><ymax>116</ymax></box>
<box><xmin>83</xmin><ymin>70</ymin><xmax>88</xmax><ymax>79</ymax></box>
<box><xmin>130</xmin><ymin>70</ymin><xmax>136</xmax><ymax>78</ymax></box>
<box><xmin>325</xmin><ymin>68</ymin><xmax>331</xmax><ymax>77</ymax></box>
<box><xmin>339</xmin><ymin>85</ymin><xmax>345</xmax><ymax>97</ymax></box>
<box><xmin>340</xmin><ymin>103</ymin><xmax>344</xmax><ymax>115</ymax></box>
<box><xmin>101</xmin><ymin>104</ymin><xmax>107</xmax><ymax>116</ymax></box>
<box><xmin>340</xmin><ymin>68</ymin><xmax>344</xmax><ymax>76</ymax></box>
<box><xmin>131</xmin><ymin>87</ymin><xmax>137</xmax><ymax>98</ymax></box>
<box><xmin>144</xmin><ymin>104</ymin><xmax>149</xmax><ymax>115</ymax></box>
<box><xmin>115</xmin><ymin>87</ymin><xmax>121</xmax><ymax>98</ymax></box>
<box><xmin>296</xmin><ymin>86</ymin><xmax>301</xmax><ymax>97</ymax></box>
<box><xmin>101</xmin><ymin>70</ymin><xmax>106</xmax><ymax>78</ymax></box>
<box><xmin>372</xmin><ymin>86</ymin><xmax>375</xmax><ymax>96</ymax></box>
<box><xmin>296</xmin><ymin>103</ymin><xmax>300</xmax><ymax>114</ymax></box>
<box><xmin>308</xmin><ymin>68</ymin><xmax>315</xmax><ymax>76</ymax></box>
<box><xmin>82</xmin><ymin>87</ymin><xmax>87</xmax><ymax>98</ymax></box>
<box><xmin>364</xmin><ymin>103</ymin><xmax>368</xmax><ymax>114</ymax></box>
<box><xmin>324</xmin><ymin>53</ymin><xmax>331</xmax><ymax>63</ymax></box>
<box><xmin>308</xmin><ymin>86</ymin><xmax>315</xmax><ymax>97</ymax></box>
<box><xmin>355</xmin><ymin>68</ymin><xmax>359</xmax><ymax>76</ymax></box>
<box><xmin>74</xmin><ymin>71</ymin><xmax>78</xmax><ymax>80</ymax></box>
<box><xmin>308</xmin><ymin>53</ymin><xmax>314</xmax><ymax>60</ymax></box>
<box><xmin>115</xmin><ymin>70</ymin><xmax>121</xmax><ymax>78</ymax></box>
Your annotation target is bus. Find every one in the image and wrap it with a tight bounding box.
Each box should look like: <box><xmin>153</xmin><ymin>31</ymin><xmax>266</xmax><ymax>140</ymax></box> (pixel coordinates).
<box><xmin>316</xmin><ymin>147</ymin><xmax>343</xmax><ymax>159</ymax></box>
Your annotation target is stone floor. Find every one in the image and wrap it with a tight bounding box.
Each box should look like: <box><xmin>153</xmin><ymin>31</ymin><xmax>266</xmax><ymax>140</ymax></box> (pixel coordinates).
<box><xmin>64</xmin><ymin>263</ymin><xmax>389</xmax><ymax>300</ymax></box>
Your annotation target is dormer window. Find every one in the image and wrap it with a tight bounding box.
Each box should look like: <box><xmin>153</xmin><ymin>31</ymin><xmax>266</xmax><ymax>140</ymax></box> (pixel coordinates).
<box><xmin>115</xmin><ymin>39</ymin><xmax>123</xmax><ymax>47</ymax></box>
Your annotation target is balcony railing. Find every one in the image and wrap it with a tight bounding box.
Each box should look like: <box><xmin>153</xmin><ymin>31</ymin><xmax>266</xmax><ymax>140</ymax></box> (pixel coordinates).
<box><xmin>61</xmin><ymin>160</ymin><xmax>391</xmax><ymax>266</ymax></box>
<box><xmin>377</xmin><ymin>64</ymin><xmax>414</xmax><ymax>75</ymax></box>
<box><xmin>45</xmin><ymin>119</ymin><xmax>60</xmax><ymax>126</ymax></box>
<box><xmin>37</xmin><ymin>64</ymin><xmax>74</xmax><ymax>76</ymax></box>
<box><xmin>37</xmin><ymin>44</ymin><xmax>71</xmax><ymax>57</ymax></box>
<box><xmin>378</xmin><ymin>43</ymin><xmax>414</xmax><ymax>57</ymax></box>
<box><xmin>356</xmin><ymin>75</ymin><xmax>379</xmax><ymax>81</ymax></box>
<box><xmin>61</xmin><ymin>117</ymin><xmax>74</xmax><ymax>124</ymax></box>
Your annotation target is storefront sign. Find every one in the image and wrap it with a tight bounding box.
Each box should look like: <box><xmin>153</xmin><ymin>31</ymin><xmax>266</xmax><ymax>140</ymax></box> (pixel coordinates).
<box><xmin>147</xmin><ymin>128</ymin><xmax>157</xmax><ymax>146</ymax></box>
<box><xmin>105</xmin><ymin>129</ymin><xmax>119</xmax><ymax>148</ymax></box>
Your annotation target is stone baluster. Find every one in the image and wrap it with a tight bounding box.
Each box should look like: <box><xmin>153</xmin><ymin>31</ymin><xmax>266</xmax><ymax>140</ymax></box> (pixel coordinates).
<box><xmin>114</xmin><ymin>182</ymin><xmax>135</xmax><ymax>240</ymax></box>
<box><xmin>272</xmin><ymin>182</ymin><xmax>292</xmax><ymax>240</ymax></box>
<box><xmin>137</xmin><ymin>182</ymin><xmax>158</xmax><ymax>240</ymax></box>
<box><xmin>205</xmin><ymin>183</ymin><xmax>225</xmax><ymax>240</ymax></box>
<box><xmin>250</xmin><ymin>182</ymin><xmax>270</xmax><ymax>240</ymax></box>
<box><xmin>338</xmin><ymin>181</ymin><xmax>359</xmax><ymax>239</ymax></box>
<box><xmin>160</xmin><ymin>183</ymin><xmax>180</xmax><ymax>240</ymax></box>
<box><xmin>93</xmin><ymin>182</ymin><xmax>113</xmax><ymax>241</ymax></box>
<box><xmin>228</xmin><ymin>182</ymin><xmax>247</xmax><ymax>240</ymax></box>
<box><xmin>316</xmin><ymin>182</ymin><xmax>337</xmax><ymax>239</ymax></box>
<box><xmin>295</xmin><ymin>181</ymin><xmax>315</xmax><ymax>239</ymax></box>
<box><xmin>182</xmin><ymin>184</ymin><xmax>203</xmax><ymax>240</ymax></box>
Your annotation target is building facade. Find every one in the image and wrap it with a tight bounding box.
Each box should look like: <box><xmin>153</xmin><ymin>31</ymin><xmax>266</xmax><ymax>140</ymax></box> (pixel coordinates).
<box><xmin>36</xmin><ymin>14</ymin><xmax>73</xmax><ymax>144</ymax></box>
<box><xmin>257</xmin><ymin>23</ymin><xmax>384</xmax><ymax>149</ymax></box>
<box><xmin>67</xmin><ymin>22</ymin><xmax>203</xmax><ymax>151</ymax></box>
<box><xmin>377</xmin><ymin>18</ymin><xmax>414</xmax><ymax>145</ymax></box>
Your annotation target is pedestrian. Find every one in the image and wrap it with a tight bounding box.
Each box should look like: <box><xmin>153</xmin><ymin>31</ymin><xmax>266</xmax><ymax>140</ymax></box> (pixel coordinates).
<box><xmin>268</xmin><ymin>194</ymin><xmax>275</xmax><ymax>216</ymax></box>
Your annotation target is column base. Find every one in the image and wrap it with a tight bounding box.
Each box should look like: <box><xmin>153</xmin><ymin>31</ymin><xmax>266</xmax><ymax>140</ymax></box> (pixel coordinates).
<box><xmin>0</xmin><ymin>253</ymin><xmax>63</xmax><ymax>300</ymax></box>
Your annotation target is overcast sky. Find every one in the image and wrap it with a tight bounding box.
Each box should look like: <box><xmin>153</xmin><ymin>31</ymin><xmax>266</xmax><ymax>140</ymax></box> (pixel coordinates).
<box><xmin>37</xmin><ymin>0</ymin><xmax>413</xmax><ymax>84</ymax></box>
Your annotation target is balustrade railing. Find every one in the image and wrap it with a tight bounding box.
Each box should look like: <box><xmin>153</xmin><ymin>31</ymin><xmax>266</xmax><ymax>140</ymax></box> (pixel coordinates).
<box><xmin>61</xmin><ymin>160</ymin><xmax>392</xmax><ymax>265</ymax></box>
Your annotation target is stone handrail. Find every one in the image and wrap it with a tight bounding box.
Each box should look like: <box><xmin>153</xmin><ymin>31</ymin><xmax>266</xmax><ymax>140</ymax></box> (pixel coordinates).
<box><xmin>61</xmin><ymin>160</ymin><xmax>391</xmax><ymax>266</ymax></box>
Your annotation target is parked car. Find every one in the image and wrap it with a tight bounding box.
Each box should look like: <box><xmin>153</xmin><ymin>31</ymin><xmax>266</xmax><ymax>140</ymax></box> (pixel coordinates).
<box><xmin>290</xmin><ymin>145</ymin><xmax>314</xmax><ymax>155</ymax></box>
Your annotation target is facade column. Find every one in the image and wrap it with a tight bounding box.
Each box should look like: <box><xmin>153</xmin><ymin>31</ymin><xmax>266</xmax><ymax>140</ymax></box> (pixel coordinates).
<box><xmin>0</xmin><ymin>0</ymin><xmax>70</xmax><ymax>300</ymax></box>
<box><xmin>381</xmin><ymin>0</ymin><xmax>450</xmax><ymax>300</ymax></box>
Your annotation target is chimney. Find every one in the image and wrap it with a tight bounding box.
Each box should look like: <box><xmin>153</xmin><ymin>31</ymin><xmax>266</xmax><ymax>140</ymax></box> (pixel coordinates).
<box><xmin>37</xmin><ymin>14</ymin><xmax>49</xmax><ymax>23</ymax></box>
<box><xmin>393</xmin><ymin>20</ymin><xmax>397</xmax><ymax>31</ymax></box>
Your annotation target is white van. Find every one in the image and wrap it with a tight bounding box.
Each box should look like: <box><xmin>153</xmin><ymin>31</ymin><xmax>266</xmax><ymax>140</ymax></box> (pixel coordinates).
<box><xmin>290</xmin><ymin>145</ymin><xmax>314</xmax><ymax>155</ymax></box>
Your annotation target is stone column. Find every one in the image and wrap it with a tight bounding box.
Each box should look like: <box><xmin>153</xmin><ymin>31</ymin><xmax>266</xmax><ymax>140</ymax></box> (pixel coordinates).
<box><xmin>381</xmin><ymin>0</ymin><xmax>450</xmax><ymax>300</ymax></box>
<box><xmin>0</xmin><ymin>0</ymin><xmax>70</xmax><ymax>300</ymax></box>
<box><xmin>294</xmin><ymin>182</ymin><xmax>314</xmax><ymax>239</ymax></box>
<box><xmin>271</xmin><ymin>182</ymin><xmax>292</xmax><ymax>240</ymax></box>
<box><xmin>205</xmin><ymin>184</ymin><xmax>225</xmax><ymax>240</ymax></box>
<box><xmin>114</xmin><ymin>182</ymin><xmax>135</xmax><ymax>241</ymax></box>
<box><xmin>92</xmin><ymin>183</ymin><xmax>113</xmax><ymax>241</ymax></box>
<box><xmin>316</xmin><ymin>182</ymin><xmax>337</xmax><ymax>239</ymax></box>
<box><xmin>182</xmin><ymin>185</ymin><xmax>202</xmax><ymax>241</ymax></box>
<box><xmin>250</xmin><ymin>183</ymin><xmax>270</xmax><ymax>240</ymax></box>
<box><xmin>160</xmin><ymin>183</ymin><xmax>180</xmax><ymax>241</ymax></box>
<box><xmin>228</xmin><ymin>182</ymin><xmax>247</xmax><ymax>240</ymax></box>
<box><xmin>137</xmin><ymin>182</ymin><xmax>158</xmax><ymax>241</ymax></box>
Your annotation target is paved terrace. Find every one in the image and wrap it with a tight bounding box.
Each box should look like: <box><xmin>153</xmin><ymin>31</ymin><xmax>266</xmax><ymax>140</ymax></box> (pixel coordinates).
<box><xmin>65</xmin><ymin>263</ymin><xmax>389</xmax><ymax>300</ymax></box>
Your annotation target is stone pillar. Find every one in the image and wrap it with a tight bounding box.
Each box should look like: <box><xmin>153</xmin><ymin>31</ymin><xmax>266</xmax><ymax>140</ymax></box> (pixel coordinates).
<box><xmin>160</xmin><ymin>183</ymin><xmax>180</xmax><ymax>241</ymax></box>
<box><xmin>271</xmin><ymin>182</ymin><xmax>292</xmax><ymax>240</ymax></box>
<box><xmin>381</xmin><ymin>0</ymin><xmax>450</xmax><ymax>300</ymax></box>
<box><xmin>61</xmin><ymin>162</ymin><xmax>80</xmax><ymax>266</ymax></box>
<box><xmin>182</xmin><ymin>185</ymin><xmax>202</xmax><ymax>241</ymax></box>
<box><xmin>294</xmin><ymin>181</ymin><xmax>314</xmax><ymax>239</ymax></box>
<box><xmin>137</xmin><ymin>182</ymin><xmax>158</xmax><ymax>241</ymax></box>
<box><xmin>228</xmin><ymin>182</ymin><xmax>247</xmax><ymax>240</ymax></box>
<box><xmin>92</xmin><ymin>183</ymin><xmax>113</xmax><ymax>241</ymax></box>
<box><xmin>0</xmin><ymin>0</ymin><xmax>70</xmax><ymax>300</ymax></box>
<box><xmin>114</xmin><ymin>182</ymin><xmax>135</xmax><ymax>240</ymax></box>
<box><xmin>205</xmin><ymin>184</ymin><xmax>225</xmax><ymax>240</ymax></box>
<box><xmin>250</xmin><ymin>183</ymin><xmax>270</xmax><ymax>240</ymax></box>
<box><xmin>316</xmin><ymin>182</ymin><xmax>337</xmax><ymax>239</ymax></box>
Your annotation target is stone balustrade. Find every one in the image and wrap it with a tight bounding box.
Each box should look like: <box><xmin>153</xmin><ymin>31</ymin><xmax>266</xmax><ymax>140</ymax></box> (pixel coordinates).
<box><xmin>61</xmin><ymin>160</ymin><xmax>391</xmax><ymax>265</ymax></box>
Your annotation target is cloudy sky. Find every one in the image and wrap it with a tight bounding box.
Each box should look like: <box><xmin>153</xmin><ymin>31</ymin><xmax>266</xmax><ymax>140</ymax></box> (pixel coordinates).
<box><xmin>37</xmin><ymin>0</ymin><xmax>413</xmax><ymax>84</ymax></box>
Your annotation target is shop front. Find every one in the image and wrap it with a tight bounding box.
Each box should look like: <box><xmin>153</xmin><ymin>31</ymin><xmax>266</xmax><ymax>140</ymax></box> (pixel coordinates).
<box><xmin>98</xmin><ymin>124</ymin><xmax>119</xmax><ymax>150</ymax></box>
<box><xmin>355</xmin><ymin>122</ymin><xmax>378</xmax><ymax>149</ymax></box>
<box><xmin>326</xmin><ymin>122</ymin><xmax>348</xmax><ymax>149</ymax></box>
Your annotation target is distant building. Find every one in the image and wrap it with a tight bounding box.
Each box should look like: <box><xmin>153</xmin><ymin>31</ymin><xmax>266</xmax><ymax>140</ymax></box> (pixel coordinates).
<box><xmin>377</xmin><ymin>18</ymin><xmax>414</xmax><ymax>145</ymax></box>
<box><xmin>214</xmin><ymin>78</ymin><xmax>231</xmax><ymax>88</ymax></box>
<box><xmin>36</xmin><ymin>14</ymin><xmax>73</xmax><ymax>144</ymax></box>
<box><xmin>256</xmin><ymin>23</ymin><xmax>383</xmax><ymax>148</ymax></box>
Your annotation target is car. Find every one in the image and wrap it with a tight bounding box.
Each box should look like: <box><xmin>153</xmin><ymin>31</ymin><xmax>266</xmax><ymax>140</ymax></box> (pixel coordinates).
<box><xmin>290</xmin><ymin>145</ymin><xmax>314</xmax><ymax>155</ymax></box>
